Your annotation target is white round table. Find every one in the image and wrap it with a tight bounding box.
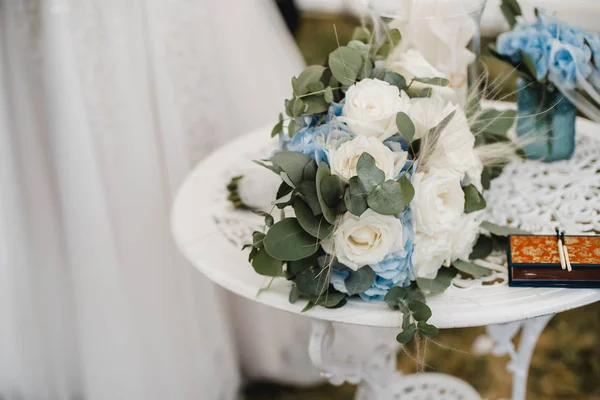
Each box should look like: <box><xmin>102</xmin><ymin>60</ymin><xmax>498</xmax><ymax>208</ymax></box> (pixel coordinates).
<box><xmin>172</xmin><ymin>111</ymin><xmax>600</xmax><ymax>400</ymax></box>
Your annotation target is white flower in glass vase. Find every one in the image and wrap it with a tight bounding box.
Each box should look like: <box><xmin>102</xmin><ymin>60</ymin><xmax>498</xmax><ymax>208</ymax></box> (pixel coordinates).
<box><xmin>411</xmin><ymin>168</ymin><xmax>464</xmax><ymax>236</ymax></box>
<box><xmin>329</xmin><ymin>136</ymin><xmax>407</xmax><ymax>182</ymax></box>
<box><xmin>322</xmin><ymin>210</ymin><xmax>406</xmax><ymax>271</ymax></box>
<box><xmin>386</xmin><ymin>49</ymin><xmax>457</xmax><ymax>102</ymax></box>
<box><xmin>338</xmin><ymin>78</ymin><xmax>410</xmax><ymax>141</ymax></box>
<box><xmin>412</xmin><ymin>232</ymin><xmax>453</xmax><ymax>279</ymax></box>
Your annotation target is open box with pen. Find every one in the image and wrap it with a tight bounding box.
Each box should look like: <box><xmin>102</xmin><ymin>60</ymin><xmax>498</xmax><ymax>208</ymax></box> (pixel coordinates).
<box><xmin>508</xmin><ymin>230</ymin><xmax>600</xmax><ymax>288</ymax></box>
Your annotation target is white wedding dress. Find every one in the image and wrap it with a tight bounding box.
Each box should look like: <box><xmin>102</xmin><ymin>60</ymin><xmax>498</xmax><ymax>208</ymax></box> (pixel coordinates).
<box><xmin>0</xmin><ymin>1</ymin><xmax>321</xmax><ymax>399</ymax></box>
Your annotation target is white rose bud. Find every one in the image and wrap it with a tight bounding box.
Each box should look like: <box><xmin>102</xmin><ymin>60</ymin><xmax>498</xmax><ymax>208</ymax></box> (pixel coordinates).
<box><xmin>412</xmin><ymin>232</ymin><xmax>453</xmax><ymax>279</ymax></box>
<box><xmin>322</xmin><ymin>210</ymin><xmax>405</xmax><ymax>270</ymax></box>
<box><xmin>329</xmin><ymin>136</ymin><xmax>408</xmax><ymax>182</ymax></box>
<box><xmin>386</xmin><ymin>49</ymin><xmax>457</xmax><ymax>103</ymax></box>
<box><xmin>339</xmin><ymin>78</ymin><xmax>410</xmax><ymax>141</ymax></box>
<box><xmin>449</xmin><ymin>213</ymin><xmax>481</xmax><ymax>262</ymax></box>
<box><xmin>412</xmin><ymin>168</ymin><xmax>464</xmax><ymax>236</ymax></box>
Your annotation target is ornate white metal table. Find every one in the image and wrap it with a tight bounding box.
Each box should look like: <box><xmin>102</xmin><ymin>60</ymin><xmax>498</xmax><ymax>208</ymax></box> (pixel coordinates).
<box><xmin>171</xmin><ymin>106</ymin><xmax>600</xmax><ymax>399</ymax></box>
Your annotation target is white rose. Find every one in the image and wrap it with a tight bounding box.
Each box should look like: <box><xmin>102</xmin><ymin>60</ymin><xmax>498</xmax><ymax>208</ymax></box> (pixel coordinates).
<box><xmin>338</xmin><ymin>78</ymin><xmax>410</xmax><ymax>141</ymax></box>
<box><xmin>409</xmin><ymin>97</ymin><xmax>478</xmax><ymax>175</ymax></box>
<box><xmin>412</xmin><ymin>168</ymin><xmax>464</xmax><ymax>236</ymax></box>
<box><xmin>329</xmin><ymin>136</ymin><xmax>408</xmax><ymax>182</ymax></box>
<box><xmin>386</xmin><ymin>49</ymin><xmax>457</xmax><ymax>103</ymax></box>
<box><xmin>449</xmin><ymin>213</ymin><xmax>481</xmax><ymax>262</ymax></box>
<box><xmin>322</xmin><ymin>210</ymin><xmax>405</xmax><ymax>270</ymax></box>
<box><xmin>412</xmin><ymin>232</ymin><xmax>452</xmax><ymax>279</ymax></box>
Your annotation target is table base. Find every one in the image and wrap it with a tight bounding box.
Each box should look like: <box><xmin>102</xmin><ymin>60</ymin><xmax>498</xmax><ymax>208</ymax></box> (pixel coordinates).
<box><xmin>308</xmin><ymin>315</ymin><xmax>554</xmax><ymax>400</ymax></box>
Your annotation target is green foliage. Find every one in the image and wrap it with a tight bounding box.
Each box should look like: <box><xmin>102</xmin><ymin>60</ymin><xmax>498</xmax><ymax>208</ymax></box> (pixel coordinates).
<box><xmin>384</xmin><ymin>286</ymin><xmax>437</xmax><ymax>344</ymax></box>
<box><xmin>377</xmin><ymin>28</ymin><xmax>401</xmax><ymax>58</ymax></box>
<box><xmin>344</xmin><ymin>176</ymin><xmax>369</xmax><ymax>216</ymax></box>
<box><xmin>396</xmin><ymin>112</ymin><xmax>415</xmax><ymax>142</ymax></box>
<box><xmin>384</xmin><ymin>71</ymin><xmax>408</xmax><ymax>91</ymax></box>
<box><xmin>295</xmin><ymin>181</ymin><xmax>322</xmax><ymax>215</ymax></box>
<box><xmin>469</xmin><ymin>235</ymin><xmax>494</xmax><ymax>260</ymax></box>
<box><xmin>345</xmin><ymin>266</ymin><xmax>375</xmax><ymax>295</ymax></box>
<box><xmin>481</xmin><ymin>221</ymin><xmax>528</xmax><ymax>236</ymax></box>
<box><xmin>320</xmin><ymin>175</ymin><xmax>346</xmax><ymax>207</ymax></box>
<box><xmin>351</xmin><ymin>26</ymin><xmax>372</xmax><ymax>43</ymax></box>
<box><xmin>252</xmin><ymin>211</ymin><xmax>274</xmax><ymax>228</ymax></box>
<box><xmin>501</xmin><ymin>0</ymin><xmax>523</xmax><ymax>28</ymax></box>
<box><xmin>463</xmin><ymin>184</ymin><xmax>487</xmax><ymax>213</ymax></box>
<box><xmin>293</xmin><ymin>199</ymin><xmax>333</xmax><ymax>240</ymax></box>
<box><xmin>416</xmin><ymin>267</ymin><xmax>458</xmax><ymax>294</ymax></box>
<box><xmin>296</xmin><ymin>66</ymin><xmax>327</xmax><ymax>95</ymax></box>
<box><xmin>270</xmin><ymin>151</ymin><xmax>311</xmax><ymax>186</ymax></box>
<box><xmin>413</xmin><ymin>77</ymin><xmax>449</xmax><ymax>86</ymax></box>
<box><xmin>316</xmin><ymin>162</ymin><xmax>341</xmax><ymax>224</ymax></box>
<box><xmin>251</xmin><ymin>247</ymin><xmax>283</xmax><ymax>277</ymax></box>
<box><xmin>356</xmin><ymin>153</ymin><xmax>385</xmax><ymax>192</ymax></box>
<box><xmin>328</xmin><ymin>46</ymin><xmax>363</xmax><ymax>86</ymax></box>
<box><xmin>294</xmin><ymin>266</ymin><xmax>328</xmax><ymax>296</ymax></box>
<box><xmin>264</xmin><ymin>218</ymin><xmax>319</xmax><ymax>261</ymax></box>
<box><xmin>367</xmin><ymin>180</ymin><xmax>407</xmax><ymax>215</ymax></box>
<box><xmin>397</xmin><ymin>174</ymin><xmax>415</xmax><ymax>206</ymax></box>
<box><xmin>453</xmin><ymin>260</ymin><xmax>493</xmax><ymax>278</ymax></box>
<box><xmin>289</xmin><ymin>284</ymin><xmax>300</xmax><ymax>303</ymax></box>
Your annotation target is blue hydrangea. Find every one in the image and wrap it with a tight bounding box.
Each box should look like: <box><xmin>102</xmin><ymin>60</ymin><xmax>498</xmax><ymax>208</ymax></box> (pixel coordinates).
<box><xmin>496</xmin><ymin>27</ymin><xmax>553</xmax><ymax>80</ymax></box>
<box><xmin>330</xmin><ymin>210</ymin><xmax>415</xmax><ymax>302</ymax></box>
<box><xmin>495</xmin><ymin>10</ymin><xmax>595</xmax><ymax>89</ymax></box>
<box><xmin>279</xmin><ymin>103</ymin><xmax>352</xmax><ymax>164</ymax></box>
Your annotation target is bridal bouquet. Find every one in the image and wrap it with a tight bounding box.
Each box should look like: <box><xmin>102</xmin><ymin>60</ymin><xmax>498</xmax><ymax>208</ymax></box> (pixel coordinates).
<box><xmin>243</xmin><ymin>30</ymin><xmax>517</xmax><ymax>344</ymax></box>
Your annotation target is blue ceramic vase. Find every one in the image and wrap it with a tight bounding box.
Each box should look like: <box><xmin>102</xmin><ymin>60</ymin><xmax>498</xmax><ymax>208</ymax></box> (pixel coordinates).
<box><xmin>516</xmin><ymin>77</ymin><xmax>577</xmax><ymax>162</ymax></box>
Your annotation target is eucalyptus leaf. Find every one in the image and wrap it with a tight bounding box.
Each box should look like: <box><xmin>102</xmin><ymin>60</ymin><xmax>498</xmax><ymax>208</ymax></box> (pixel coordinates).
<box><xmin>417</xmin><ymin>321</ymin><xmax>439</xmax><ymax>338</ymax></box>
<box><xmin>303</xmin><ymin>160</ymin><xmax>318</xmax><ymax>181</ymax></box>
<box><xmin>395</xmin><ymin>112</ymin><xmax>415</xmax><ymax>141</ymax></box>
<box><xmin>297</xmin><ymin>65</ymin><xmax>326</xmax><ymax>94</ymax></box>
<box><xmin>320</xmin><ymin>175</ymin><xmax>346</xmax><ymax>207</ymax></box>
<box><xmin>288</xmin><ymin>119</ymin><xmax>299</xmax><ymax>137</ymax></box>
<box><xmin>302</xmin><ymin>301</ymin><xmax>315</xmax><ymax>312</ymax></box>
<box><xmin>324</xmin><ymin>87</ymin><xmax>334</xmax><ymax>103</ymax></box>
<box><xmin>371</xmin><ymin>68</ymin><xmax>386</xmax><ymax>81</ymax></box>
<box><xmin>345</xmin><ymin>266</ymin><xmax>375</xmax><ymax>295</ymax></box>
<box><xmin>469</xmin><ymin>235</ymin><xmax>493</xmax><ymax>260</ymax></box>
<box><xmin>413</xmin><ymin>77</ymin><xmax>450</xmax><ymax>86</ymax></box>
<box><xmin>328</xmin><ymin>46</ymin><xmax>363</xmax><ymax>86</ymax></box>
<box><xmin>289</xmin><ymin>284</ymin><xmax>300</xmax><ymax>304</ymax></box>
<box><xmin>397</xmin><ymin>174</ymin><xmax>415</xmax><ymax>206</ymax></box>
<box><xmin>295</xmin><ymin>181</ymin><xmax>322</xmax><ymax>215</ymax></box>
<box><xmin>396</xmin><ymin>325</ymin><xmax>417</xmax><ymax>345</ymax></box>
<box><xmin>501</xmin><ymin>0</ymin><xmax>522</xmax><ymax>28</ymax></box>
<box><xmin>367</xmin><ymin>180</ymin><xmax>406</xmax><ymax>215</ymax></box>
<box><xmin>291</xmin><ymin>98</ymin><xmax>304</xmax><ymax>117</ymax></box>
<box><xmin>408</xmin><ymin>87</ymin><xmax>433</xmax><ymax>98</ymax></box>
<box><xmin>384</xmin><ymin>286</ymin><xmax>425</xmax><ymax>310</ymax></box>
<box><xmin>314</xmin><ymin>291</ymin><xmax>347</xmax><ymax>308</ymax></box>
<box><xmin>351</xmin><ymin>26</ymin><xmax>372</xmax><ymax>43</ymax></box>
<box><xmin>295</xmin><ymin>267</ymin><xmax>328</xmax><ymax>296</ymax></box>
<box><xmin>251</xmin><ymin>247</ymin><xmax>283</xmax><ymax>277</ymax></box>
<box><xmin>302</xmin><ymin>95</ymin><xmax>329</xmax><ymax>116</ymax></box>
<box><xmin>316</xmin><ymin>162</ymin><xmax>339</xmax><ymax>224</ymax></box>
<box><xmin>287</xmin><ymin>254</ymin><xmax>318</xmax><ymax>278</ymax></box>
<box><xmin>481</xmin><ymin>221</ymin><xmax>528</xmax><ymax>236</ymax></box>
<box><xmin>357</xmin><ymin>153</ymin><xmax>385</xmax><ymax>192</ymax></box>
<box><xmin>279</xmin><ymin>172</ymin><xmax>296</xmax><ymax>189</ymax></box>
<box><xmin>252</xmin><ymin>211</ymin><xmax>274</xmax><ymax>228</ymax></box>
<box><xmin>344</xmin><ymin>176</ymin><xmax>369</xmax><ymax>216</ymax></box>
<box><xmin>270</xmin><ymin>151</ymin><xmax>311</xmax><ymax>186</ymax></box>
<box><xmin>306</xmin><ymin>81</ymin><xmax>325</xmax><ymax>93</ymax></box>
<box><xmin>252</xmin><ymin>231</ymin><xmax>265</xmax><ymax>248</ymax></box>
<box><xmin>520</xmin><ymin>50</ymin><xmax>539</xmax><ymax>79</ymax></box>
<box><xmin>276</xmin><ymin>181</ymin><xmax>293</xmax><ymax>200</ymax></box>
<box><xmin>402</xmin><ymin>313</ymin><xmax>412</xmax><ymax>329</ymax></box>
<box><xmin>264</xmin><ymin>218</ymin><xmax>319</xmax><ymax>261</ymax></box>
<box><xmin>386</xmin><ymin>28</ymin><xmax>401</xmax><ymax>46</ymax></box>
<box><xmin>408</xmin><ymin>300</ymin><xmax>432</xmax><ymax>322</ymax></box>
<box><xmin>384</xmin><ymin>71</ymin><xmax>407</xmax><ymax>90</ymax></box>
<box><xmin>253</xmin><ymin>159</ymin><xmax>282</xmax><ymax>175</ymax></box>
<box><xmin>453</xmin><ymin>260</ymin><xmax>493</xmax><ymax>277</ymax></box>
<box><xmin>271</xmin><ymin>120</ymin><xmax>283</xmax><ymax>137</ymax></box>
<box><xmin>463</xmin><ymin>184</ymin><xmax>487</xmax><ymax>213</ymax></box>
<box><xmin>293</xmin><ymin>199</ymin><xmax>333</xmax><ymax>240</ymax></box>
<box><xmin>416</xmin><ymin>267</ymin><xmax>458</xmax><ymax>294</ymax></box>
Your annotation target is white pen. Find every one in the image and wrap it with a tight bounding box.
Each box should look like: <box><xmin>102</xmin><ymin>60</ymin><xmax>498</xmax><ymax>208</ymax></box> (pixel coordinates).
<box><xmin>555</xmin><ymin>227</ymin><xmax>566</xmax><ymax>270</ymax></box>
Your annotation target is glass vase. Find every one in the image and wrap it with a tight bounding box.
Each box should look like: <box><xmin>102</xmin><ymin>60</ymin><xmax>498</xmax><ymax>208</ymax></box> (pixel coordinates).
<box><xmin>368</xmin><ymin>0</ymin><xmax>487</xmax><ymax>105</ymax></box>
<box><xmin>516</xmin><ymin>77</ymin><xmax>577</xmax><ymax>162</ymax></box>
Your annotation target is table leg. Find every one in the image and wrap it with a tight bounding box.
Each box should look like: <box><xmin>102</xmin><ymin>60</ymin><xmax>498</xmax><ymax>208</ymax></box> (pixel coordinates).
<box><xmin>308</xmin><ymin>319</ymin><xmax>481</xmax><ymax>400</ymax></box>
<box><xmin>486</xmin><ymin>314</ymin><xmax>554</xmax><ymax>400</ymax></box>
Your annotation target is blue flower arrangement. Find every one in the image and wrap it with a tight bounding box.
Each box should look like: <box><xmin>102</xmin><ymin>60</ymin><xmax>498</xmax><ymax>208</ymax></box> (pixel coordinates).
<box><xmin>491</xmin><ymin>0</ymin><xmax>600</xmax><ymax>161</ymax></box>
